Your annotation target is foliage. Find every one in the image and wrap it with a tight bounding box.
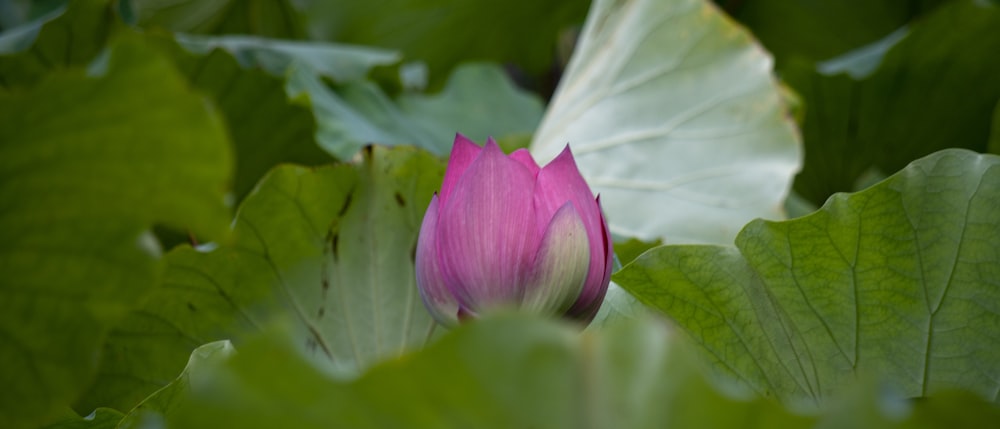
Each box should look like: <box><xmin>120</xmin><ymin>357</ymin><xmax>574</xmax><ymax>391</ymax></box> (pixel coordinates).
<box><xmin>0</xmin><ymin>30</ymin><xmax>232</xmax><ymax>426</ymax></box>
<box><xmin>729</xmin><ymin>0</ymin><xmax>1000</xmax><ymax>204</ymax></box>
<box><xmin>531</xmin><ymin>0</ymin><xmax>800</xmax><ymax>246</ymax></box>
<box><xmin>615</xmin><ymin>149</ymin><xmax>1000</xmax><ymax>405</ymax></box>
<box><xmin>1</xmin><ymin>0</ymin><xmax>997</xmax><ymax>427</ymax></box>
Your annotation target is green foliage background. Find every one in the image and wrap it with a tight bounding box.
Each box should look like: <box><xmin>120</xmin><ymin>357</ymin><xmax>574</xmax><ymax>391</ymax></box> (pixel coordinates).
<box><xmin>1</xmin><ymin>0</ymin><xmax>998</xmax><ymax>428</ymax></box>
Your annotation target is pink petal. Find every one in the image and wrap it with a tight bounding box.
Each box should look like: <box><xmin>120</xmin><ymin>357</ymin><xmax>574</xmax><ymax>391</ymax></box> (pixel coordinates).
<box><xmin>439</xmin><ymin>133</ymin><xmax>483</xmax><ymax>203</ymax></box>
<box><xmin>566</xmin><ymin>197</ymin><xmax>614</xmax><ymax>320</ymax></box>
<box><xmin>522</xmin><ymin>202</ymin><xmax>590</xmax><ymax>314</ymax></box>
<box><xmin>414</xmin><ymin>195</ymin><xmax>460</xmax><ymax>325</ymax></box>
<box><xmin>534</xmin><ymin>145</ymin><xmax>607</xmax><ymax>296</ymax></box>
<box><xmin>509</xmin><ymin>147</ymin><xmax>540</xmax><ymax>177</ymax></box>
<box><xmin>436</xmin><ymin>139</ymin><xmax>540</xmax><ymax>312</ymax></box>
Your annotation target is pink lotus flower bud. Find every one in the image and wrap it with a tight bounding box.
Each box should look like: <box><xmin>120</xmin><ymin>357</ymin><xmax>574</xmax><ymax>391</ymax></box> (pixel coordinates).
<box><xmin>416</xmin><ymin>134</ymin><xmax>613</xmax><ymax>325</ymax></box>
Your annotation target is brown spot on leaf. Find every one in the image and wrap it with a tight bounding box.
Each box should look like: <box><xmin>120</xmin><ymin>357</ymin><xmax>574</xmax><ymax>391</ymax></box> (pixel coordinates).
<box><xmin>337</xmin><ymin>190</ymin><xmax>354</xmax><ymax>217</ymax></box>
<box><xmin>331</xmin><ymin>233</ymin><xmax>340</xmax><ymax>262</ymax></box>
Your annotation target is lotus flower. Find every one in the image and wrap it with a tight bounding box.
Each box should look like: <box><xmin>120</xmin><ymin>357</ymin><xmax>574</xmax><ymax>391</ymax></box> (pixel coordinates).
<box><xmin>416</xmin><ymin>134</ymin><xmax>613</xmax><ymax>325</ymax></box>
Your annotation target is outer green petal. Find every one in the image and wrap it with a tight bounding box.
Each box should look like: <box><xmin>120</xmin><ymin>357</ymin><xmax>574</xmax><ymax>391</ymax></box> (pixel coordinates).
<box><xmin>522</xmin><ymin>202</ymin><xmax>591</xmax><ymax>315</ymax></box>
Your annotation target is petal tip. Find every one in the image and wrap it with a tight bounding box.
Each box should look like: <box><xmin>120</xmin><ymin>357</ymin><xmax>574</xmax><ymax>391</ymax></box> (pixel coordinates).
<box><xmin>454</xmin><ymin>132</ymin><xmax>476</xmax><ymax>145</ymax></box>
<box><xmin>483</xmin><ymin>136</ymin><xmax>503</xmax><ymax>153</ymax></box>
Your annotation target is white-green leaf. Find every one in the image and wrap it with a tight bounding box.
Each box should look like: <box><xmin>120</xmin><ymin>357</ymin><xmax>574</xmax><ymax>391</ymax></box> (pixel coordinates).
<box><xmin>531</xmin><ymin>0</ymin><xmax>801</xmax><ymax>245</ymax></box>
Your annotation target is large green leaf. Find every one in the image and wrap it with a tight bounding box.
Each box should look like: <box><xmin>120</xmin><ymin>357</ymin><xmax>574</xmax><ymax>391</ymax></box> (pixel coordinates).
<box><xmin>789</xmin><ymin>0</ymin><xmax>1000</xmax><ymax>204</ymax></box>
<box><xmin>45</xmin><ymin>341</ymin><xmax>234</xmax><ymax>429</ymax></box>
<box><xmin>41</xmin><ymin>408</ymin><xmax>125</xmax><ymax>429</ymax></box>
<box><xmin>116</xmin><ymin>340</ymin><xmax>235</xmax><ymax>428</ymax></box>
<box><xmin>301</xmin><ymin>0</ymin><xmax>588</xmax><ymax>87</ymax></box>
<box><xmin>615</xmin><ymin>149</ymin><xmax>1000</xmax><ymax>404</ymax></box>
<box><xmin>161</xmin><ymin>316</ymin><xmax>811</xmax><ymax>428</ymax></box>
<box><xmin>0</xmin><ymin>35</ymin><xmax>232</xmax><ymax>428</ymax></box>
<box><xmin>82</xmin><ymin>146</ymin><xmax>444</xmax><ymax>412</ymax></box>
<box><xmin>147</xmin><ymin>32</ymin><xmax>333</xmax><ymax>202</ymax></box>
<box><xmin>0</xmin><ymin>2</ymin><xmax>331</xmax><ymax>205</ymax></box>
<box><xmin>530</xmin><ymin>0</ymin><xmax>802</xmax><ymax>246</ymax></box>
<box><xmin>289</xmin><ymin>62</ymin><xmax>544</xmax><ymax>159</ymax></box>
<box><xmin>135</xmin><ymin>314</ymin><xmax>999</xmax><ymax>428</ymax></box>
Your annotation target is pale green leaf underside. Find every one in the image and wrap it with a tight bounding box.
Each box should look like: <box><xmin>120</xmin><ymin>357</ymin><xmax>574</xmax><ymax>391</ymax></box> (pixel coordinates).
<box><xmin>175</xmin><ymin>33</ymin><xmax>401</xmax><ymax>83</ymax></box>
<box><xmin>531</xmin><ymin>0</ymin><xmax>801</xmax><ymax>245</ymax></box>
<box><xmin>396</xmin><ymin>62</ymin><xmax>545</xmax><ymax>152</ymax></box>
<box><xmin>289</xmin><ymin>62</ymin><xmax>543</xmax><ymax>159</ymax></box>
<box><xmin>615</xmin><ymin>149</ymin><xmax>1000</xmax><ymax>405</ymax></box>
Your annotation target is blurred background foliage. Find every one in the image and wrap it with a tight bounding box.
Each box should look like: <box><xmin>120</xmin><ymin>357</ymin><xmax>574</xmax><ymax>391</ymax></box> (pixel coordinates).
<box><xmin>2</xmin><ymin>0</ymin><xmax>999</xmax><ymax>427</ymax></box>
<box><xmin>724</xmin><ymin>0</ymin><xmax>1000</xmax><ymax>205</ymax></box>
<box><xmin>5</xmin><ymin>0</ymin><xmax>997</xmax><ymax>208</ymax></box>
